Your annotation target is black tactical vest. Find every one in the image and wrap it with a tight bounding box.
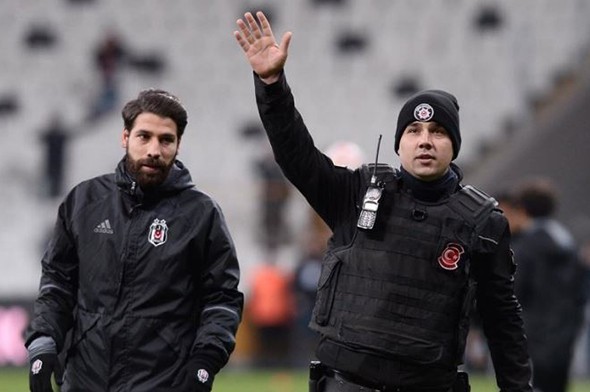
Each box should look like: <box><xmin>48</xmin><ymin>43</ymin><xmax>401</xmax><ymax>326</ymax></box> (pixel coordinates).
<box><xmin>309</xmin><ymin>164</ymin><xmax>496</xmax><ymax>367</ymax></box>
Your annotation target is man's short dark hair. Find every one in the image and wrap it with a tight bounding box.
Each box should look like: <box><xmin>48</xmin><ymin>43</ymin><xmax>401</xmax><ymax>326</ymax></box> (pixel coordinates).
<box><xmin>515</xmin><ymin>178</ymin><xmax>557</xmax><ymax>218</ymax></box>
<box><xmin>122</xmin><ymin>89</ymin><xmax>188</xmax><ymax>138</ymax></box>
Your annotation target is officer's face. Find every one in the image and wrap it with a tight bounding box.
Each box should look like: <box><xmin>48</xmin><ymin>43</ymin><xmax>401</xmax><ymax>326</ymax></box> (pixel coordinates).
<box><xmin>398</xmin><ymin>121</ymin><xmax>453</xmax><ymax>181</ymax></box>
<box><xmin>121</xmin><ymin>112</ymin><xmax>180</xmax><ymax>189</ymax></box>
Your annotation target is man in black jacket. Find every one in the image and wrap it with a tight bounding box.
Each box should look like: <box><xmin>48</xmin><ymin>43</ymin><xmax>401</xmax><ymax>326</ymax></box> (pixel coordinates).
<box><xmin>234</xmin><ymin>11</ymin><xmax>532</xmax><ymax>392</ymax></box>
<box><xmin>504</xmin><ymin>180</ymin><xmax>586</xmax><ymax>392</ymax></box>
<box><xmin>26</xmin><ymin>89</ymin><xmax>243</xmax><ymax>391</ymax></box>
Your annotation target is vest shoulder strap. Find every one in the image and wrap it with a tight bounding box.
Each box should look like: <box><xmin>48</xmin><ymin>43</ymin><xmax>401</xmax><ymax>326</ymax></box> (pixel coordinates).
<box><xmin>448</xmin><ymin>184</ymin><xmax>498</xmax><ymax>232</ymax></box>
<box><xmin>359</xmin><ymin>163</ymin><xmax>398</xmax><ymax>186</ymax></box>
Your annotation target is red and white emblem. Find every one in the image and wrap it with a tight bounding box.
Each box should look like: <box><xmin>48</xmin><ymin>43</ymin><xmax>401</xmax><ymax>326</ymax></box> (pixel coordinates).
<box><xmin>148</xmin><ymin>218</ymin><xmax>168</xmax><ymax>247</ymax></box>
<box><xmin>414</xmin><ymin>103</ymin><xmax>434</xmax><ymax>121</ymax></box>
<box><xmin>438</xmin><ymin>243</ymin><xmax>464</xmax><ymax>270</ymax></box>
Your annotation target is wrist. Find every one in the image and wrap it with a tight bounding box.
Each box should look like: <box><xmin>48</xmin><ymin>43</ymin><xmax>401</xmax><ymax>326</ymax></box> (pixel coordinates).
<box><xmin>258</xmin><ymin>73</ymin><xmax>280</xmax><ymax>85</ymax></box>
<box><xmin>27</xmin><ymin>336</ymin><xmax>57</xmax><ymax>359</ymax></box>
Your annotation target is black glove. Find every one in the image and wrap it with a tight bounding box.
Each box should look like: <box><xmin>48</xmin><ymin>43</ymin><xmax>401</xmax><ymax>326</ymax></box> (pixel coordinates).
<box><xmin>29</xmin><ymin>353</ymin><xmax>57</xmax><ymax>392</ymax></box>
<box><xmin>186</xmin><ymin>358</ymin><xmax>215</xmax><ymax>392</ymax></box>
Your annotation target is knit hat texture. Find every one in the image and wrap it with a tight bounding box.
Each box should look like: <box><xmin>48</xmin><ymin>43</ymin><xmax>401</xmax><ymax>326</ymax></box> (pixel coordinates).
<box><xmin>395</xmin><ymin>89</ymin><xmax>461</xmax><ymax>159</ymax></box>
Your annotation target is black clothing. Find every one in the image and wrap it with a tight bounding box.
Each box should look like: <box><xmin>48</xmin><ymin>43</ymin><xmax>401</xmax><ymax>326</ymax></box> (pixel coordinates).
<box><xmin>27</xmin><ymin>159</ymin><xmax>243</xmax><ymax>391</ymax></box>
<box><xmin>311</xmin><ymin>167</ymin><xmax>490</xmax><ymax>370</ymax></box>
<box><xmin>399</xmin><ymin>166</ymin><xmax>458</xmax><ymax>202</ymax></box>
<box><xmin>513</xmin><ymin>219</ymin><xmax>586</xmax><ymax>392</ymax></box>
<box><xmin>254</xmin><ymin>72</ymin><xmax>532</xmax><ymax>391</ymax></box>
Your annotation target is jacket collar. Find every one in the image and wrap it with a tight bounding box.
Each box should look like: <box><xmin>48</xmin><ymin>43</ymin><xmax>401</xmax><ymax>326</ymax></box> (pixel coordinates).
<box><xmin>115</xmin><ymin>157</ymin><xmax>194</xmax><ymax>201</ymax></box>
<box><xmin>399</xmin><ymin>163</ymin><xmax>462</xmax><ymax>203</ymax></box>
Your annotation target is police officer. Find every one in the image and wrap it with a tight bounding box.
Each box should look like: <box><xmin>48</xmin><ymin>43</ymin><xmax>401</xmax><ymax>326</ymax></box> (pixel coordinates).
<box><xmin>234</xmin><ymin>11</ymin><xmax>532</xmax><ymax>392</ymax></box>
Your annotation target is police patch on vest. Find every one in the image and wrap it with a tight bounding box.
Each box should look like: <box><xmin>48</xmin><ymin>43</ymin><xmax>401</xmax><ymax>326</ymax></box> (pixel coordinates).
<box><xmin>438</xmin><ymin>243</ymin><xmax>464</xmax><ymax>270</ymax></box>
<box><xmin>148</xmin><ymin>218</ymin><xmax>168</xmax><ymax>247</ymax></box>
<box><xmin>414</xmin><ymin>103</ymin><xmax>434</xmax><ymax>121</ymax></box>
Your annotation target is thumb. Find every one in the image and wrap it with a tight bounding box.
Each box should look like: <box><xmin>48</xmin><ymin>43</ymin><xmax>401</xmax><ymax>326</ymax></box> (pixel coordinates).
<box><xmin>279</xmin><ymin>32</ymin><xmax>293</xmax><ymax>56</ymax></box>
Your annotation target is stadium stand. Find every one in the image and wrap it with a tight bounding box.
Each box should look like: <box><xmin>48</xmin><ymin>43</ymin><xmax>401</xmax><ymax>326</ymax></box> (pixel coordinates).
<box><xmin>1</xmin><ymin>0</ymin><xmax>590</xmax><ymax>303</ymax></box>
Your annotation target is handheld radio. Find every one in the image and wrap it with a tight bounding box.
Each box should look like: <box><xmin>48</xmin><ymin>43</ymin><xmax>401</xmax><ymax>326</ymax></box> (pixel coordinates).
<box><xmin>357</xmin><ymin>134</ymin><xmax>384</xmax><ymax>230</ymax></box>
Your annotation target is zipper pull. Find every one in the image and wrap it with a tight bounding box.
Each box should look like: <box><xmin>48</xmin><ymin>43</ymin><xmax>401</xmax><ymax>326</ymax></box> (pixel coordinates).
<box><xmin>130</xmin><ymin>181</ymin><xmax>137</xmax><ymax>194</ymax></box>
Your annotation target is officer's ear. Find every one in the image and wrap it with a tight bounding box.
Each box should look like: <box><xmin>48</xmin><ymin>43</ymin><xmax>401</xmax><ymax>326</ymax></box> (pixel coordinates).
<box><xmin>121</xmin><ymin>129</ymin><xmax>130</xmax><ymax>149</ymax></box>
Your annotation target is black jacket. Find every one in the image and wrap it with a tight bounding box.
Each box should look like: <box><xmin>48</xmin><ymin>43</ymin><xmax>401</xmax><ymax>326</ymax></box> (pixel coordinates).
<box><xmin>27</xmin><ymin>159</ymin><xmax>243</xmax><ymax>391</ymax></box>
<box><xmin>513</xmin><ymin>219</ymin><xmax>586</xmax><ymax>367</ymax></box>
<box><xmin>254</xmin><ymin>73</ymin><xmax>532</xmax><ymax>391</ymax></box>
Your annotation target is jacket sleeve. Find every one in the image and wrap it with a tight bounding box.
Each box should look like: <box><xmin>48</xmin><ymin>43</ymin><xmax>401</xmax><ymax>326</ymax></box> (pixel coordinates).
<box><xmin>190</xmin><ymin>202</ymin><xmax>243</xmax><ymax>376</ymax></box>
<box><xmin>26</xmin><ymin>200</ymin><xmax>78</xmax><ymax>352</ymax></box>
<box><xmin>472</xmin><ymin>212</ymin><xmax>533</xmax><ymax>392</ymax></box>
<box><xmin>254</xmin><ymin>72</ymin><xmax>358</xmax><ymax>230</ymax></box>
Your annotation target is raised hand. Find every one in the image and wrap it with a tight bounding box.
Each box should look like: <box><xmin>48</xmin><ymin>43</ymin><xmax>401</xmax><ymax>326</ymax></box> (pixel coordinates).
<box><xmin>234</xmin><ymin>11</ymin><xmax>292</xmax><ymax>83</ymax></box>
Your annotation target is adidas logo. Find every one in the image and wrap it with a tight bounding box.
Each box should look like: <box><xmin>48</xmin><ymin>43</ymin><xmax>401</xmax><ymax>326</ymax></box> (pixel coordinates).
<box><xmin>94</xmin><ymin>219</ymin><xmax>114</xmax><ymax>234</ymax></box>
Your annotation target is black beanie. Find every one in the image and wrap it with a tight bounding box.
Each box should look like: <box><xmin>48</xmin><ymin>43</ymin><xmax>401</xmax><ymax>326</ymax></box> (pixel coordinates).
<box><xmin>394</xmin><ymin>89</ymin><xmax>461</xmax><ymax>160</ymax></box>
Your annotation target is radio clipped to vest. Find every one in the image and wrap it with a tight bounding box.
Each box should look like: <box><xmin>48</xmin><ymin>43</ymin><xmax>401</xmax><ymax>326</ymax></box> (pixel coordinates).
<box><xmin>357</xmin><ymin>183</ymin><xmax>383</xmax><ymax>230</ymax></box>
<box><xmin>357</xmin><ymin>134</ymin><xmax>384</xmax><ymax>230</ymax></box>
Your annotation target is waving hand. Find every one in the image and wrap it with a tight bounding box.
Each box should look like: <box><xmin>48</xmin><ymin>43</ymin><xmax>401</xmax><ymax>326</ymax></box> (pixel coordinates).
<box><xmin>234</xmin><ymin>11</ymin><xmax>292</xmax><ymax>84</ymax></box>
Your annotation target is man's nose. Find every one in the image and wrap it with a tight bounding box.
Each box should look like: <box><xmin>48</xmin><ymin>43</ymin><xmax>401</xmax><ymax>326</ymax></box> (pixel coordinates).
<box><xmin>418</xmin><ymin>131</ymin><xmax>433</xmax><ymax>147</ymax></box>
<box><xmin>147</xmin><ymin>140</ymin><xmax>162</xmax><ymax>158</ymax></box>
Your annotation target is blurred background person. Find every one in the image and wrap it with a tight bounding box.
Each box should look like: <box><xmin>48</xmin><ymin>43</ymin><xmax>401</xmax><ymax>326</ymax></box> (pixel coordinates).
<box><xmin>503</xmin><ymin>179</ymin><xmax>588</xmax><ymax>392</ymax></box>
<box><xmin>291</xmin><ymin>233</ymin><xmax>323</xmax><ymax>368</ymax></box>
<box><xmin>86</xmin><ymin>30</ymin><xmax>127</xmax><ymax>123</ymax></box>
<box><xmin>253</xmin><ymin>148</ymin><xmax>293</xmax><ymax>253</ymax></box>
<box><xmin>39</xmin><ymin>113</ymin><xmax>72</xmax><ymax>199</ymax></box>
<box><xmin>246</xmin><ymin>257</ymin><xmax>295</xmax><ymax>368</ymax></box>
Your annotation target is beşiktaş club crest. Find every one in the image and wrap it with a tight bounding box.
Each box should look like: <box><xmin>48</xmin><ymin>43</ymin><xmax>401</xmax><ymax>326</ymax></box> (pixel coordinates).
<box><xmin>438</xmin><ymin>243</ymin><xmax>464</xmax><ymax>270</ymax></box>
<box><xmin>148</xmin><ymin>218</ymin><xmax>168</xmax><ymax>247</ymax></box>
<box><xmin>414</xmin><ymin>103</ymin><xmax>434</xmax><ymax>121</ymax></box>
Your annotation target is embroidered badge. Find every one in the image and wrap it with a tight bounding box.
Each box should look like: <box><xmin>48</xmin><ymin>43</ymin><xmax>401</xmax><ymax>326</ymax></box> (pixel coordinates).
<box><xmin>414</xmin><ymin>103</ymin><xmax>434</xmax><ymax>121</ymax></box>
<box><xmin>197</xmin><ymin>369</ymin><xmax>209</xmax><ymax>383</ymax></box>
<box><xmin>31</xmin><ymin>359</ymin><xmax>43</xmax><ymax>374</ymax></box>
<box><xmin>438</xmin><ymin>243</ymin><xmax>464</xmax><ymax>270</ymax></box>
<box><xmin>148</xmin><ymin>218</ymin><xmax>168</xmax><ymax>247</ymax></box>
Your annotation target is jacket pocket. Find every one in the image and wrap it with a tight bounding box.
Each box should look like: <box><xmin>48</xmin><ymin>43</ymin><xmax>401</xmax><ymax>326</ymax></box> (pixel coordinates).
<box><xmin>157</xmin><ymin>322</ymin><xmax>188</xmax><ymax>358</ymax></box>
<box><xmin>63</xmin><ymin>309</ymin><xmax>103</xmax><ymax>390</ymax></box>
<box><xmin>340</xmin><ymin>322</ymin><xmax>443</xmax><ymax>365</ymax></box>
<box><xmin>313</xmin><ymin>253</ymin><xmax>342</xmax><ymax>326</ymax></box>
<box><xmin>70</xmin><ymin>309</ymin><xmax>100</xmax><ymax>349</ymax></box>
<box><xmin>123</xmin><ymin>319</ymin><xmax>192</xmax><ymax>389</ymax></box>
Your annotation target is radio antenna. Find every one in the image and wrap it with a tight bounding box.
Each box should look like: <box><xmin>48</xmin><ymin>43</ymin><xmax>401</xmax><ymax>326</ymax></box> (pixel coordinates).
<box><xmin>370</xmin><ymin>134</ymin><xmax>383</xmax><ymax>184</ymax></box>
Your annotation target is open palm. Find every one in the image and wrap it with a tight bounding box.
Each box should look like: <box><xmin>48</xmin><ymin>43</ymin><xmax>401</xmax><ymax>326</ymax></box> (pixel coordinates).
<box><xmin>234</xmin><ymin>12</ymin><xmax>292</xmax><ymax>80</ymax></box>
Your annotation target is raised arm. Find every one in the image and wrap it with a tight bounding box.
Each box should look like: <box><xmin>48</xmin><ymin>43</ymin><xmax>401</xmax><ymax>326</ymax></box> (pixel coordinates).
<box><xmin>234</xmin><ymin>11</ymin><xmax>292</xmax><ymax>84</ymax></box>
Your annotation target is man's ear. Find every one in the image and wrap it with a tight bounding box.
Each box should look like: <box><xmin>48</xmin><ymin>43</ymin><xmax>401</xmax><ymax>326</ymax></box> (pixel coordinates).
<box><xmin>121</xmin><ymin>129</ymin><xmax>130</xmax><ymax>148</ymax></box>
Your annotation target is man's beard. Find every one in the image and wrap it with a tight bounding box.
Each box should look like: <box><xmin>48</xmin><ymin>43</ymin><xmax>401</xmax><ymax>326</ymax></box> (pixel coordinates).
<box><xmin>125</xmin><ymin>152</ymin><xmax>175</xmax><ymax>190</ymax></box>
